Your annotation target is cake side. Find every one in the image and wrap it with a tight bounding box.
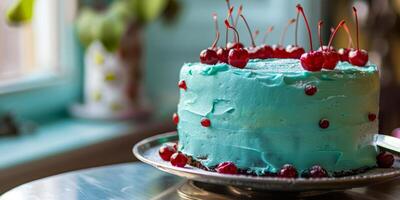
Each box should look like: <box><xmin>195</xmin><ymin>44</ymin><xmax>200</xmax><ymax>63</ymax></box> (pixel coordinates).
<box><xmin>177</xmin><ymin>59</ymin><xmax>379</xmax><ymax>175</ymax></box>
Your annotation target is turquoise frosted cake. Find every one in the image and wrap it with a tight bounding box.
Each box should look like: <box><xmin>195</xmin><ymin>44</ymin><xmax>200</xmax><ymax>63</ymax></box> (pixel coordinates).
<box><xmin>176</xmin><ymin>59</ymin><xmax>380</xmax><ymax>176</ymax></box>
<box><xmin>157</xmin><ymin>3</ymin><xmax>393</xmax><ymax>178</ymax></box>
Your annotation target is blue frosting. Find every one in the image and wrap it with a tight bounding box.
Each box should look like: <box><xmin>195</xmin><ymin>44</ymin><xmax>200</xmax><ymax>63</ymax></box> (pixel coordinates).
<box><xmin>177</xmin><ymin>59</ymin><xmax>379</xmax><ymax>175</ymax></box>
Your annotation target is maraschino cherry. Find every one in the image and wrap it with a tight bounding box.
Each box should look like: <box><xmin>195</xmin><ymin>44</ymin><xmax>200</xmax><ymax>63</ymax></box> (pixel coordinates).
<box><xmin>286</xmin><ymin>11</ymin><xmax>305</xmax><ymax>59</ymax></box>
<box><xmin>321</xmin><ymin>20</ymin><xmax>345</xmax><ymax>70</ymax></box>
<box><xmin>239</xmin><ymin>10</ymin><xmax>267</xmax><ymax>59</ymax></box>
<box><xmin>338</xmin><ymin>23</ymin><xmax>354</xmax><ymax>62</ymax></box>
<box><xmin>225</xmin><ymin>4</ymin><xmax>243</xmax><ymax>51</ymax></box>
<box><xmin>272</xmin><ymin>19</ymin><xmax>295</xmax><ymax>58</ymax></box>
<box><xmin>259</xmin><ymin>26</ymin><xmax>274</xmax><ymax>59</ymax></box>
<box><xmin>348</xmin><ymin>7</ymin><xmax>368</xmax><ymax>67</ymax></box>
<box><xmin>217</xmin><ymin>7</ymin><xmax>234</xmax><ymax>63</ymax></box>
<box><xmin>199</xmin><ymin>14</ymin><xmax>220</xmax><ymax>65</ymax></box>
<box><xmin>297</xmin><ymin>4</ymin><xmax>324</xmax><ymax>71</ymax></box>
<box><xmin>225</xmin><ymin>19</ymin><xmax>249</xmax><ymax>68</ymax></box>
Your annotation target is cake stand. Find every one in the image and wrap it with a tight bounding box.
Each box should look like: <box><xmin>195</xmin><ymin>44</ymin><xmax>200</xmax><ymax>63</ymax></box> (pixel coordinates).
<box><xmin>133</xmin><ymin>132</ymin><xmax>400</xmax><ymax>194</ymax></box>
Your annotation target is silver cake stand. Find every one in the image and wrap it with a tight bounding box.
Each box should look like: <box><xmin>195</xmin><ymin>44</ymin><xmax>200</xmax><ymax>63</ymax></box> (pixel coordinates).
<box><xmin>133</xmin><ymin>132</ymin><xmax>400</xmax><ymax>196</ymax></box>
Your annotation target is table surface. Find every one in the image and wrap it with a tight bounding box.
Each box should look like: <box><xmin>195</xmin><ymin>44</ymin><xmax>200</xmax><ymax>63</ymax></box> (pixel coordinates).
<box><xmin>2</xmin><ymin>162</ymin><xmax>400</xmax><ymax>200</ymax></box>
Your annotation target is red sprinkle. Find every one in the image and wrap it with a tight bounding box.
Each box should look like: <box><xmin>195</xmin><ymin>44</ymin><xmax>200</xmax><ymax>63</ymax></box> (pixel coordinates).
<box><xmin>201</xmin><ymin>118</ymin><xmax>211</xmax><ymax>127</ymax></box>
<box><xmin>368</xmin><ymin>113</ymin><xmax>377</xmax><ymax>122</ymax></box>
<box><xmin>305</xmin><ymin>85</ymin><xmax>317</xmax><ymax>96</ymax></box>
<box><xmin>319</xmin><ymin>119</ymin><xmax>330</xmax><ymax>129</ymax></box>
<box><xmin>216</xmin><ymin>162</ymin><xmax>238</xmax><ymax>174</ymax></box>
<box><xmin>172</xmin><ymin>113</ymin><xmax>179</xmax><ymax>125</ymax></box>
<box><xmin>170</xmin><ymin>152</ymin><xmax>188</xmax><ymax>167</ymax></box>
<box><xmin>178</xmin><ymin>80</ymin><xmax>187</xmax><ymax>90</ymax></box>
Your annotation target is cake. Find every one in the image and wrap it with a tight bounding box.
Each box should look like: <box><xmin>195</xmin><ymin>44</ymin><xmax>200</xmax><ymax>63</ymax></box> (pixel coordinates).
<box><xmin>176</xmin><ymin>59</ymin><xmax>379</xmax><ymax>176</ymax></box>
<box><xmin>158</xmin><ymin>3</ymin><xmax>393</xmax><ymax>178</ymax></box>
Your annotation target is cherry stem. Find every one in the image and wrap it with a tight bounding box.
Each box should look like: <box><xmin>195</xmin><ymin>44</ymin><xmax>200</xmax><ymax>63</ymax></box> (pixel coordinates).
<box><xmin>225</xmin><ymin>26</ymin><xmax>229</xmax><ymax>47</ymax></box>
<box><xmin>225</xmin><ymin>0</ymin><xmax>234</xmax><ymax>25</ymax></box>
<box><xmin>279</xmin><ymin>19</ymin><xmax>296</xmax><ymax>46</ymax></box>
<box><xmin>262</xmin><ymin>26</ymin><xmax>274</xmax><ymax>44</ymax></box>
<box><xmin>343</xmin><ymin>23</ymin><xmax>354</xmax><ymax>48</ymax></box>
<box><xmin>225</xmin><ymin>19</ymin><xmax>240</xmax><ymax>48</ymax></box>
<box><xmin>353</xmin><ymin>7</ymin><xmax>360</xmax><ymax>50</ymax></box>
<box><xmin>234</xmin><ymin>5</ymin><xmax>243</xmax><ymax>28</ymax></box>
<box><xmin>295</xmin><ymin>11</ymin><xmax>300</xmax><ymax>46</ymax></box>
<box><xmin>213</xmin><ymin>13</ymin><xmax>219</xmax><ymax>33</ymax></box>
<box><xmin>211</xmin><ymin>14</ymin><xmax>220</xmax><ymax>48</ymax></box>
<box><xmin>233</xmin><ymin>5</ymin><xmax>243</xmax><ymax>42</ymax></box>
<box><xmin>327</xmin><ymin>20</ymin><xmax>345</xmax><ymax>49</ymax></box>
<box><xmin>318</xmin><ymin>20</ymin><xmax>324</xmax><ymax>51</ymax></box>
<box><xmin>253</xmin><ymin>29</ymin><xmax>260</xmax><ymax>41</ymax></box>
<box><xmin>227</xmin><ymin>6</ymin><xmax>236</xmax><ymax>43</ymax></box>
<box><xmin>240</xmin><ymin>14</ymin><xmax>256</xmax><ymax>47</ymax></box>
<box><xmin>297</xmin><ymin>4</ymin><xmax>313</xmax><ymax>52</ymax></box>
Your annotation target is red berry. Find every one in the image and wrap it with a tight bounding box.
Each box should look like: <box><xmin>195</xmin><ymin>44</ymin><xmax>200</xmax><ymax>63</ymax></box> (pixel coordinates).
<box><xmin>305</xmin><ymin>85</ymin><xmax>317</xmax><ymax>96</ymax></box>
<box><xmin>319</xmin><ymin>20</ymin><xmax>344</xmax><ymax>70</ymax></box>
<box><xmin>349</xmin><ymin>49</ymin><xmax>368</xmax><ymax>67</ymax></box>
<box><xmin>318</xmin><ymin>46</ymin><xmax>335</xmax><ymax>52</ymax></box>
<box><xmin>349</xmin><ymin>7</ymin><xmax>369</xmax><ymax>67</ymax></box>
<box><xmin>199</xmin><ymin>14</ymin><xmax>221</xmax><ymax>65</ymax></box>
<box><xmin>227</xmin><ymin>42</ymin><xmax>244</xmax><ymax>50</ymax></box>
<box><xmin>300</xmin><ymin>51</ymin><xmax>324</xmax><ymax>72</ymax></box>
<box><xmin>338</xmin><ymin>48</ymin><xmax>351</xmax><ymax>62</ymax></box>
<box><xmin>368</xmin><ymin>113</ymin><xmax>377</xmax><ymax>122</ymax></box>
<box><xmin>159</xmin><ymin>144</ymin><xmax>177</xmax><ymax>161</ymax></box>
<box><xmin>170</xmin><ymin>152</ymin><xmax>188</xmax><ymax>167</ymax></box>
<box><xmin>200</xmin><ymin>49</ymin><xmax>219</xmax><ymax>65</ymax></box>
<box><xmin>297</xmin><ymin>4</ymin><xmax>320</xmax><ymax>70</ymax></box>
<box><xmin>228</xmin><ymin>48</ymin><xmax>249</xmax><ymax>68</ymax></box>
<box><xmin>278</xmin><ymin>164</ymin><xmax>298</xmax><ymax>178</ymax></box>
<box><xmin>216</xmin><ymin>161</ymin><xmax>238</xmax><ymax>174</ymax></box>
<box><xmin>240</xmin><ymin>12</ymin><xmax>262</xmax><ymax>60</ymax></box>
<box><xmin>322</xmin><ymin>50</ymin><xmax>340</xmax><ymax>70</ymax></box>
<box><xmin>224</xmin><ymin>19</ymin><xmax>249</xmax><ymax>68</ymax></box>
<box><xmin>272</xmin><ymin>45</ymin><xmax>288</xmax><ymax>58</ymax></box>
<box><xmin>309</xmin><ymin>165</ymin><xmax>328</xmax><ymax>178</ymax></box>
<box><xmin>286</xmin><ymin>45</ymin><xmax>305</xmax><ymax>59</ymax></box>
<box><xmin>377</xmin><ymin>152</ymin><xmax>394</xmax><ymax>168</ymax></box>
<box><xmin>246</xmin><ymin>46</ymin><xmax>259</xmax><ymax>59</ymax></box>
<box><xmin>201</xmin><ymin>118</ymin><xmax>211</xmax><ymax>127</ymax></box>
<box><xmin>178</xmin><ymin>80</ymin><xmax>187</xmax><ymax>90</ymax></box>
<box><xmin>217</xmin><ymin>47</ymin><xmax>229</xmax><ymax>63</ymax></box>
<box><xmin>258</xmin><ymin>45</ymin><xmax>273</xmax><ymax>59</ymax></box>
<box><xmin>172</xmin><ymin>113</ymin><xmax>179</xmax><ymax>125</ymax></box>
<box><xmin>319</xmin><ymin>119</ymin><xmax>330</xmax><ymax>129</ymax></box>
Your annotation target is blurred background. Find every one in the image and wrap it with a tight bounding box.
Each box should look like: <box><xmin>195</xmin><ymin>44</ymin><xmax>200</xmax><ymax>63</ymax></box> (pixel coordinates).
<box><xmin>0</xmin><ymin>0</ymin><xmax>399</xmax><ymax>193</ymax></box>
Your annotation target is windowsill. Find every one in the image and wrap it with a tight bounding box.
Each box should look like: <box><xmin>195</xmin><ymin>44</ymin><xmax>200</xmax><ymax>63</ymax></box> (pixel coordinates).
<box><xmin>0</xmin><ymin>69</ymin><xmax>70</xmax><ymax>95</ymax></box>
<box><xmin>0</xmin><ymin>115</ymin><xmax>171</xmax><ymax>170</ymax></box>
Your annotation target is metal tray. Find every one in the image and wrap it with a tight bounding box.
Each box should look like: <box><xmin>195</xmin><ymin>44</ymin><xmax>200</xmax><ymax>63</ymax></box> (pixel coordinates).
<box><xmin>133</xmin><ymin>132</ymin><xmax>400</xmax><ymax>192</ymax></box>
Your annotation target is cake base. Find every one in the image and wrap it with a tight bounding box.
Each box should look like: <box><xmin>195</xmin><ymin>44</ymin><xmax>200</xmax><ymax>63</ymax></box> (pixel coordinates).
<box><xmin>133</xmin><ymin>132</ymin><xmax>400</xmax><ymax>192</ymax></box>
<box><xmin>186</xmin><ymin>155</ymin><xmax>374</xmax><ymax>178</ymax></box>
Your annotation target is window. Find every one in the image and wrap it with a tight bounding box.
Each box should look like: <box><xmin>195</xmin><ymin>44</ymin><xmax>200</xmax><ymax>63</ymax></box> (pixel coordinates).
<box><xmin>0</xmin><ymin>0</ymin><xmax>60</xmax><ymax>84</ymax></box>
<box><xmin>0</xmin><ymin>0</ymin><xmax>80</xmax><ymax>121</ymax></box>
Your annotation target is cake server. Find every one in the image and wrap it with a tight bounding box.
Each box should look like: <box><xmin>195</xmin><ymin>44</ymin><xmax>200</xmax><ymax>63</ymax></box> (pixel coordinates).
<box><xmin>375</xmin><ymin>134</ymin><xmax>400</xmax><ymax>155</ymax></box>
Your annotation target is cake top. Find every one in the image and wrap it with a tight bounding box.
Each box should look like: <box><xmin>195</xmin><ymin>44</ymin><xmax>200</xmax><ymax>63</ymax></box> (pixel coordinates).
<box><xmin>185</xmin><ymin>59</ymin><xmax>378</xmax><ymax>77</ymax></box>
<box><xmin>198</xmin><ymin>3</ymin><xmax>371</xmax><ymax>72</ymax></box>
